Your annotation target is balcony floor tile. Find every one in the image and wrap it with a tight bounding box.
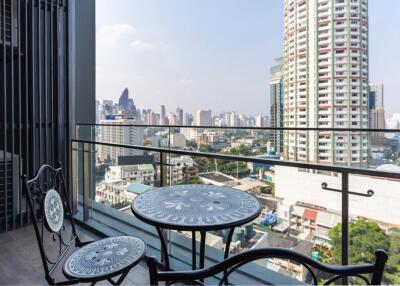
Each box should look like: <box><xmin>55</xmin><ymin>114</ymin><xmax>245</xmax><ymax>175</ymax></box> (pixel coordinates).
<box><xmin>0</xmin><ymin>224</ymin><xmax>150</xmax><ymax>285</ymax></box>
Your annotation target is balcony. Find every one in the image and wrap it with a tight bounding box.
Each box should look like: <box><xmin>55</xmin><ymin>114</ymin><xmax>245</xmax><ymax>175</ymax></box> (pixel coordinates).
<box><xmin>56</xmin><ymin>124</ymin><xmax>400</xmax><ymax>284</ymax></box>
<box><xmin>1</xmin><ymin>0</ymin><xmax>399</xmax><ymax>284</ymax></box>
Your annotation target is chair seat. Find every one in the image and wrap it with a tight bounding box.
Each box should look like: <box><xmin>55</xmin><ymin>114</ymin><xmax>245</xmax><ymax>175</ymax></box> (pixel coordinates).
<box><xmin>63</xmin><ymin>236</ymin><xmax>146</xmax><ymax>280</ymax></box>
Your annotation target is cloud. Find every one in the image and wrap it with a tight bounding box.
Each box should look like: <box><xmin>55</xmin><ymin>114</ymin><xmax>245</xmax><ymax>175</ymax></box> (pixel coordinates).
<box><xmin>97</xmin><ymin>24</ymin><xmax>136</xmax><ymax>47</ymax></box>
<box><xmin>178</xmin><ymin>79</ymin><xmax>194</xmax><ymax>87</ymax></box>
<box><xmin>130</xmin><ymin>40</ymin><xmax>168</xmax><ymax>51</ymax></box>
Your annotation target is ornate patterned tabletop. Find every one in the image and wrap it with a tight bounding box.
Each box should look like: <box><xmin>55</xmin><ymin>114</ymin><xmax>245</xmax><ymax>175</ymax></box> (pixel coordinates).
<box><xmin>131</xmin><ymin>184</ymin><xmax>262</xmax><ymax>231</ymax></box>
<box><xmin>63</xmin><ymin>236</ymin><xmax>146</xmax><ymax>279</ymax></box>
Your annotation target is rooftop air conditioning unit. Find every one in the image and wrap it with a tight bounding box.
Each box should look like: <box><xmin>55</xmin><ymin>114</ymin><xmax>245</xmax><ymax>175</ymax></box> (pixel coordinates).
<box><xmin>0</xmin><ymin>151</ymin><xmax>20</xmax><ymax>231</ymax></box>
<box><xmin>0</xmin><ymin>0</ymin><xmax>18</xmax><ymax>48</ymax></box>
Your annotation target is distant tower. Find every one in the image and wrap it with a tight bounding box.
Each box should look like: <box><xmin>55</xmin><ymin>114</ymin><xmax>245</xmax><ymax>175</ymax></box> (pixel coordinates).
<box><xmin>119</xmin><ymin>88</ymin><xmax>130</xmax><ymax>109</ymax></box>
<box><xmin>168</xmin><ymin>113</ymin><xmax>178</xmax><ymax>125</ymax></box>
<box><xmin>270</xmin><ymin>58</ymin><xmax>284</xmax><ymax>153</ymax></box>
<box><xmin>118</xmin><ymin>88</ymin><xmax>137</xmax><ymax>116</ymax></box>
<box><xmin>184</xmin><ymin>113</ymin><xmax>193</xmax><ymax>126</ymax></box>
<box><xmin>369</xmin><ymin>83</ymin><xmax>384</xmax><ymax>109</ymax></box>
<box><xmin>160</xmin><ymin>105</ymin><xmax>166</xmax><ymax>124</ymax></box>
<box><xmin>195</xmin><ymin>109</ymin><xmax>212</xmax><ymax>126</ymax></box>
<box><xmin>176</xmin><ymin>107</ymin><xmax>184</xmax><ymax>125</ymax></box>
<box><xmin>369</xmin><ymin>83</ymin><xmax>385</xmax><ymax>136</ymax></box>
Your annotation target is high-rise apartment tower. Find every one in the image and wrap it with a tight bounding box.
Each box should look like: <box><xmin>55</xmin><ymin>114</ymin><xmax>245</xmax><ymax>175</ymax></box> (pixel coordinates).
<box><xmin>283</xmin><ymin>0</ymin><xmax>369</xmax><ymax>166</ymax></box>
<box><xmin>270</xmin><ymin>58</ymin><xmax>284</xmax><ymax>153</ymax></box>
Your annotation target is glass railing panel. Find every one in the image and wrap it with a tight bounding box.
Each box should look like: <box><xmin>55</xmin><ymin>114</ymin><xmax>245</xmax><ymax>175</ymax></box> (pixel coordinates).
<box><xmin>76</xmin><ymin>124</ymin><xmax>96</xmax><ymax>141</ymax></box>
<box><xmin>162</xmin><ymin>153</ymin><xmax>343</xmax><ymax>282</ymax></box>
<box><xmin>72</xmin><ymin>141</ymin><xmax>164</xmax><ymax>250</ymax></box>
<box><xmin>71</xmin><ymin>125</ymin><xmax>400</xmax><ymax>282</ymax></box>
<box><xmin>172</xmin><ymin>126</ymin><xmax>273</xmax><ymax>157</ymax></box>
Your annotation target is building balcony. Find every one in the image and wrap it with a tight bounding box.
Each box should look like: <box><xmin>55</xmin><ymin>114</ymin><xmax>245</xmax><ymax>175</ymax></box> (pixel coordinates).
<box><xmin>0</xmin><ymin>0</ymin><xmax>399</xmax><ymax>283</ymax></box>
<box><xmin>3</xmin><ymin>123</ymin><xmax>399</xmax><ymax>284</ymax></box>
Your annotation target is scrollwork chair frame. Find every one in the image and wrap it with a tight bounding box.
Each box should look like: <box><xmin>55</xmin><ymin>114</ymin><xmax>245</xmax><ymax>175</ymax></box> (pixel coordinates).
<box><xmin>147</xmin><ymin>247</ymin><xmax>388</xmax><ymax>285</ymax></box>
<box><xmin>23</xmin><ymin>163</ymin><xmax>138</xmax><ymax>285</ymax></box>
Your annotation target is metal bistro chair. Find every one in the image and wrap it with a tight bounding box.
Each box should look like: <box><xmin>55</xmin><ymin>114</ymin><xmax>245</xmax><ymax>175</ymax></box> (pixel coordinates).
<box><xmin>23</xmin><ymin>164</ymin><xmax>146</xmax><ymax>285</ymax></box>
<box><xmin>147</xmin><ymin>247</ymin><xmax>388</xmax><ymax>285</ymax></box>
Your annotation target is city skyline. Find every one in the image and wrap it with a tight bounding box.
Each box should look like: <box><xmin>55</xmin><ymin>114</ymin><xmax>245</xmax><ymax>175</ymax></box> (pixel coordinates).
<box><xmin>96</xmin><ymin>89</ymin><xmax>269</xmax><ymax>128</ymax></box>
<box><xmin>96</xmin><ymin>0</ymin><xmax>400</xmax><ymax>119</ymax></box>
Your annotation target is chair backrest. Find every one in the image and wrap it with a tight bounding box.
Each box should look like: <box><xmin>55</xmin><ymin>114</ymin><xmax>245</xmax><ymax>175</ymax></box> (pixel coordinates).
<box><xmin>22</xmin><ymin>163</ymin><xmax>80</xmax><ymax>285</ymax></box>
<box><xmin>147</xmin><ymin>247</ymin><xmax>388</xmax><ymax>285</ymax></box>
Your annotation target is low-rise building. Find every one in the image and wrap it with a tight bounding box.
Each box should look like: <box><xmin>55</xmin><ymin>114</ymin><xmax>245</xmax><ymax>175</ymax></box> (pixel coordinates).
<box><xmin>96</xmin><ymin>181</ymin><xmax>152</xmax><ymax>208</ymax></box>
<box><xmin>234</xmin><ymin>179</ymin><xmax>269</xmax><ymax>194</ymax></box>
<box><xmin>198</xmin><ymin>172</ymin><xmax>239</xmax><ymax>187</ymax></box>
<box><xmin>105</xmin><ymin>163</ymin><xmax>155</xmax><ymax>185</ymax></box>
<box><xmin>230</xmin><ymin>138</ymin><xmax>254</xmax><ymax>149</ymax></box>
<box><xmin>253</xmin><ymin>231</ymin><xmax>313</xmax><ymax>281</ymax></box>
<box><xmin>168</xmin><ymin>156</ymin><xmax>198</xmax><ymax>184</ymax></box>
<box><xmin>275</xmin><ymin>165</ymin><xmax>400</xmax><ymax>226</ymax></box>
<box><xmin>170</xmin><ymin>133</ymin><xmax>186</xmax><ymax>148</ymax></box>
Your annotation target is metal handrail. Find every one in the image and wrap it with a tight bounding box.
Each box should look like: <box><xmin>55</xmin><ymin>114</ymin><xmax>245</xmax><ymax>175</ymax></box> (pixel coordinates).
<box><xmin>71</xmin><ymin>136</ymin><xmax>400</xmax><ymax>269</ymax></box>
<box><xmin>71</xmin><ymin>138</ymin><xmax>400</xmax><ymax>179</ymax></box>
<box><xmin>76</xmin><ymin>123</ymin><xmax>400</xmax><ymax>133</ymax></box>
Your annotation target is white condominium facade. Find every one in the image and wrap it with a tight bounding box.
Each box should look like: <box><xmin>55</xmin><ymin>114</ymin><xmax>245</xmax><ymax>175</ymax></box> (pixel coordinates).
<box><xmin>99</xmin><ymin>116</ymin><xmax>144</xmax><ymax>164</ymax></box>
<box><xmin>283</xmin><ymin>0</ymin><xmax>369</xmax><ymax>166</ymax></box>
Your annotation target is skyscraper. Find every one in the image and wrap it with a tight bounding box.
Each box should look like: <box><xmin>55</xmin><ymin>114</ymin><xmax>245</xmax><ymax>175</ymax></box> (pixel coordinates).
<box><xmin>195</xmin><ymin>109</ymin><xmax>212</xmax><ymax>126</ymax></box>
<box><xmin>369</xmin><ymin>83</ymin><xmax>385</xmax><ymax>136</ymax></box>
<box><xmin>160</xmin><ymin>105</ymin><xmax>166</xmax><ymax>125</ymax></box>
<box><xmin>176</xmin><ymin>107</ymin><xmax>184</xmax><ymax>125</ymax></box>
<box><xmin>168</xmin><ymin>112</ymin><xmax>178</xmax><ymax>125</ymax></box>
<box><xmin>270</xmin><ymin>58</ymin><xmax>284</xmax><ymax>153</ymax></box>
<box><xmin>369</xmin><ymin>83</ymin><xmax>384</xmax><ymax>109</ymax></box>
<box><xmin>184</xmin><ymin>113</ymin><xmax>193</xmax><ymax>126</ymax></box>
<box><xmin>283</xmin><ymin>0</ymin><xmax>369</xmax><ymax>166</ymax></box>
<box><xmin>118</xmin><ymin>88</ymin><xmax>137</xmax><ymax>116</ymax></box>
<box><xmin>370</xmin><ymin>108</ymin><xmax>385</xmax><ymax>136</ymax></box>
<box><xmin>99</xmin><ymin>115</ymin><xmax>144</xmax><ymax>164</ymax></box>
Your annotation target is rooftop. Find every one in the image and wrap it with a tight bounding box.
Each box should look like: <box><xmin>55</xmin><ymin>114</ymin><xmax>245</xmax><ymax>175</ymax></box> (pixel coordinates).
<box><xmin>126</xmin><ymin>183</ymin><xmax>152</xmax><ymax>194</ymax></box>
<box><xmin>118</xmin><ymin>155</ymin><xmax>155</xmax><ymax>166</ymax></box>
<box><xmin>199</xmin><ymin>172</ymin><xmax>238</xmax><ymax>183</ymax></box>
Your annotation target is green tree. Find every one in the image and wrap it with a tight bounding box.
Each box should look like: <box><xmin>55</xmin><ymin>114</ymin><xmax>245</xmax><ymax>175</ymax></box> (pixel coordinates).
<box><xmin>328</xmin><ymin>220</ymin><xmax>390</xmax><ymax>265</ymax></box>
<box><xmin>186</xmin><ymin>140</ymin><xmax>197</xmax><ymax>149</ymax></box>
<box><xmin>225</xmin><ymin>144</ymin><xmax>252</xmax><ymax>156</ymax></box>
<box><xmin>190</xmin><ymin>176</ymin><xmax>203</xmax><ymax>184</ymax></box>
<box><xmin>385</xmin><ymin>229</ymin><xmax>400</xmax><ymax>284</ymax></box>
<box><xmin>199</xmin><ymin>144</ymin><xmax>220</xmax><ymax>153</ymax></box>
<box><xmin>266</xmin><ymin>181</ymin><xmax>275</xmax><ymax>196</ymax></box>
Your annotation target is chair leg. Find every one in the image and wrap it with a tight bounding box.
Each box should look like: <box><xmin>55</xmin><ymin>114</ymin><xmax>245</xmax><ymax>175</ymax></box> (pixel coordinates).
<box><xmin>115</xmin><ymin>271</ymin><xmax>129</xmax><ymax>285</ymax></box>
<box><xmin>107</xmin><ymin>271</ymin><xmax>129</xmax><ymax>285</ymax></box>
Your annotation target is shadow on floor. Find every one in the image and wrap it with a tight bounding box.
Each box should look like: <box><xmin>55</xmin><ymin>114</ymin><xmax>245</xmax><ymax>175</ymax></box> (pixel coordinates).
<box><xmin>0</xmin><ymin>224</ymin><xmax>150</xmax><ymax>285</ymax></box>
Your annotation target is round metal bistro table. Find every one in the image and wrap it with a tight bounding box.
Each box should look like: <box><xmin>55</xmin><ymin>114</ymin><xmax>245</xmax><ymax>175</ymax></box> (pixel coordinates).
<box><xmin>131</xmin><ymin>184</ymin><xmax>262</xmax><ymax>271</ymax></box>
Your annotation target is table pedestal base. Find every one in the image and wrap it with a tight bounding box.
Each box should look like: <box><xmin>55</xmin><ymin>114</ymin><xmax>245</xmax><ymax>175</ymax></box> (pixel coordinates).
<box><xmin>156</xmin><ymin>226</ymin><xmax>236</xmax><ymax>285</ymax></box>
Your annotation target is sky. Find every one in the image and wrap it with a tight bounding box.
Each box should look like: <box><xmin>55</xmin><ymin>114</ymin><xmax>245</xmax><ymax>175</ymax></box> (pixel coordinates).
<box><xmin>96</xmin><ymin>0</ymin><xmax>400</xmax><ymax>118</ymax></box>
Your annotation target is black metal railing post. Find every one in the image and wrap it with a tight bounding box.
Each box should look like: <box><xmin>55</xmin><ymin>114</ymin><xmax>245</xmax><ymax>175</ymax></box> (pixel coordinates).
<box><xmin>341</xmin><ymin>171</ymin><xmax>349</xmax><ymax>266</ymax></box>
<box><xmin>82</xmin><ymin>142</ymin><xmax>90</xmax><ymax>221</ymax></box>
<box><xmin>160</xmin><ymin>151</ymin><xmax>167</xmax><ymax>187</ymax></box>
<box><xmin>341</xmin><ymin>171</ymin><xmax>349</xmax><ymax>285</ymax></box>
<box><xmin>70</xmin><ymin>140</ymin><xmax>78</xmax><ymax>214</ymax></box>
